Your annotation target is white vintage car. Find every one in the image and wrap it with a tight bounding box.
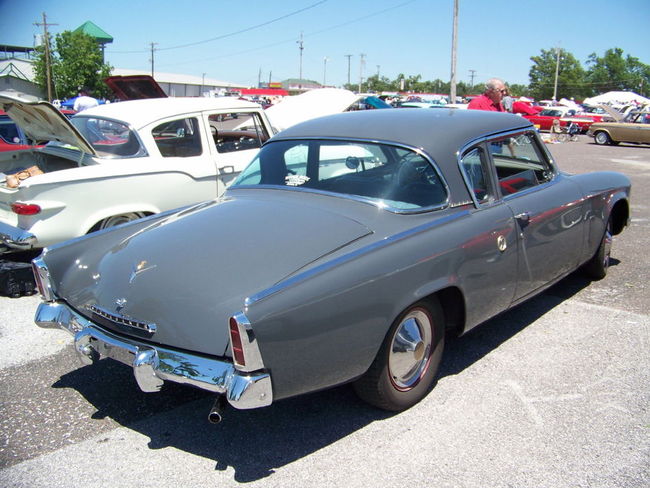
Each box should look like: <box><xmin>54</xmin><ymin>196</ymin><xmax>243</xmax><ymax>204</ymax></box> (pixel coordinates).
<box><xmin>0</xmin><ymin>92</ymin><xmax>274</xmax><ymax>254</ymax></box>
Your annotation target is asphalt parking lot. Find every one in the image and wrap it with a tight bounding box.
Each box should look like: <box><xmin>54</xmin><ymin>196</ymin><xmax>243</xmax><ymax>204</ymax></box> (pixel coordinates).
<box><xmin>0</xmin><ymin>135</ymin><xmax>648</xmax><ymax>488</ymax></box>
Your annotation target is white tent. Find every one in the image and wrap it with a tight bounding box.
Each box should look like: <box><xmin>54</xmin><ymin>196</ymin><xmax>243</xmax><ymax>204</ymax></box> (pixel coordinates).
<box><xmin>582</xmin><ymin>91</ymin><xmax>650</xmax><ymax>107</ymax></box>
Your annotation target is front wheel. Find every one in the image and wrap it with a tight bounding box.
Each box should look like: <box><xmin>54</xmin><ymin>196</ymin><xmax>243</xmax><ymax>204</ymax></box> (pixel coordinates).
<box><xmin>583</xmin><ymin>218</ymin><xmax>612</xmax><ymax>280</ymax></box>
<box><xmin>353</xmin><ymin>299</ymin><xmax>445</xmax><ymax>411</ymax></box>
<box><xmin>594</xmin><ymin>131</ymin><xmax>612</xmax><ymax>145</ymax></box>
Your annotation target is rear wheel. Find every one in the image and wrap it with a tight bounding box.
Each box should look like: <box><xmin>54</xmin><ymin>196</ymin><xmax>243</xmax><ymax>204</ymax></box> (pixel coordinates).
<box><xmin>93</xmin><ymin>212</ymin><xmax>147</xmax><ymax>231</ymax></box>
<box><xmin>583</xmin><ymin>218</ymin><xmax>612</xmax><ymax>280</ymax></box>
<box><xmin>594</xmin><ymin>131</ymin><xmax>612</xmax><ymax>145</ymax></box>
<box><xmin>353</xmin><ymin>298</ymin><xmax>445</xmax><ymax>411</ymax></box>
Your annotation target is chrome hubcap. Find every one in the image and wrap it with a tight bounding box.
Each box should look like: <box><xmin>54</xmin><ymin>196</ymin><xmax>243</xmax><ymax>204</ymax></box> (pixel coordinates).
<box><xmin>388</xmin><ymin>308</ymin><xmax>432</xmax><ymax>390</ymax></box>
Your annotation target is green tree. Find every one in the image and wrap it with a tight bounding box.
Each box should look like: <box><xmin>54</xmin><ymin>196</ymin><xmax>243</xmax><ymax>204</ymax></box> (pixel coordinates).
<box><xmin>586</xmin><ymin>48</ymin><xmax>650</xmax><ymax>96</ymax></box>
<box><xmin>33</xmin><ymin>30</ymin><xmax>112</xmax><ymax>101</ymax></box>
<box><xmin>528</xmin><ymin>48</ymin><xmax>588</xmax><ymax>101</ymax></box>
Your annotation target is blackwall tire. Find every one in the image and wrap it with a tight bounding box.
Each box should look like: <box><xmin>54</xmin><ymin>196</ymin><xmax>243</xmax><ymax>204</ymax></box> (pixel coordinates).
<box><xmin>353</xmin><ymin>298</ymin><xmax>445</xmax><ymax>411</ymax></box>
<box><xmin>95</xmin><ymin>212</ymin><xmax>146</xmax><ymax>231</ymax></box>
<box><xmin>583</xmin><ymin>218</ymin><xmax>612</xmax><ymax>280</ymax></box>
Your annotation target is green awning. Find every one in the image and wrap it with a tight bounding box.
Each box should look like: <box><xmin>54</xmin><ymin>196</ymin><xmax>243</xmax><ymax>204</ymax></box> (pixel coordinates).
<box><xmin>74</xmin><ymin>21</ymin><xmax>113</xmax><ymax>44</ymax></box>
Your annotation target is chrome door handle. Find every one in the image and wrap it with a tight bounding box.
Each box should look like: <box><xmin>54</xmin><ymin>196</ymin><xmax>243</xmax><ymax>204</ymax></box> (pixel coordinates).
<box><xmin>515</xmin><ymin>212</ymin><xmax>530</xmax><ymax>228</ymax></box>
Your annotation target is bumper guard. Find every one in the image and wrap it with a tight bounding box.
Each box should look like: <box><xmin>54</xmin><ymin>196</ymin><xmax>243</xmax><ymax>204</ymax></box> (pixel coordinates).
<box><xmin>35</xmin><ymin>301</ymin><xmax>272</xmax><ymax>409</ymax></box>
<box><xmin>0</xmin><ymin>221</ymin><xmax>36</xmax><ymax>252</ymax></box>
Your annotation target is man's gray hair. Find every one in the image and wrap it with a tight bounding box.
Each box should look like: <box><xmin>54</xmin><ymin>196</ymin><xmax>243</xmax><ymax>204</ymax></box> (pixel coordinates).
<box><xmin>484</xmin><ymin>78</ymin><xmax>505</xmax><ymax>92</ymax></box>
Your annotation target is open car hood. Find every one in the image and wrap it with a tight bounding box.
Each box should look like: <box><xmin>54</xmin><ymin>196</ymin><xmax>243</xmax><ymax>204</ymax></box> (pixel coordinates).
<box><xmin>265</xmin><ymin>88</ymin><xmax>381</xmax><ymax>131</ymax></box>
<box><xmin>104</xmin><ymin>75</ymin><xmax>168</xmax><ymax>101</ymax></box>
<box><xmin>0</xmin><ymin>92</ymin><xmax>96</xmax><ymax>154</ymax></box>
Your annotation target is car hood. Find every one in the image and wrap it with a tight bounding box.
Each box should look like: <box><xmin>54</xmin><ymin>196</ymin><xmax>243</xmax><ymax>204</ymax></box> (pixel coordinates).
<box><xmin>265</xmin><ymin>88</ymin><xmax>364</xmax><ymax>131</ymax></box>
<box><xmin>49</xmin><ymin>194</ymin><xmax>372</xmax><ymax>357</ymax></box>
<box><xmin>0</xmin><ymin>92</ymin><xmax>96</xmax><ymax>154</ymax></box>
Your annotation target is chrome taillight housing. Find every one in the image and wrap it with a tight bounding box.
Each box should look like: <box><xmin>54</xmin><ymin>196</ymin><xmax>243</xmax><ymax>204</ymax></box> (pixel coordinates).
<box><xmin>31</xmin><ymin>255</ymin><xmax>54</xmax><ymax>302</ymax></box>
<box><xmin>228</xmin><ymin>312</ymin><xmax>265</xmax><ymax>373</ymax></box>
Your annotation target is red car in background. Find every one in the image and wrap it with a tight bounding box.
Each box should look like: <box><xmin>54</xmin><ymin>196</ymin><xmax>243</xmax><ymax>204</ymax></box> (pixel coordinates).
<box><xmin>0</xmin><ymin>108</ymin><xmax>75</xmax><ymax>151</ymax></box>
<box><xmin>523</xmin><ymin>108</ymin><xmax>595</xmax><ymax>133</ymax></box>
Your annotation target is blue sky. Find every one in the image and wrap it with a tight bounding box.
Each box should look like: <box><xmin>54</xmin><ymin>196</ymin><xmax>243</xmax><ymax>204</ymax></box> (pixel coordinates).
<box><xmin>2</xmin><ymin>0</ymin><xmax>649</xmax><ymax>89</ymax></box>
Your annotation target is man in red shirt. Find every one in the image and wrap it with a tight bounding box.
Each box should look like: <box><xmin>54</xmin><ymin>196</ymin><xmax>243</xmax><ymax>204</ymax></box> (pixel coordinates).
<box><xmin>468</xmin><ymin>78</ymin><xmax>507</xmax><ymax>112</ymax></box>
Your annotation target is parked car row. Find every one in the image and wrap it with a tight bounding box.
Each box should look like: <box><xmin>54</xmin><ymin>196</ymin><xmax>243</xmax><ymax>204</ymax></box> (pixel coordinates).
<box><xmin>588</xmin><ymin>110</ymin><xmax>650</xmax><ymax>145</ymax></box>
<box><xmin>32</xmin><ymin>108</ymin><xmax>631</xmax><ymax>420</ymax></box>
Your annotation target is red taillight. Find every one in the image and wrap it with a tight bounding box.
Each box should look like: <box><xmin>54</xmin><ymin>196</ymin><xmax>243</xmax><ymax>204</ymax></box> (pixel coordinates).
<box><xmin>11</xmin><ymin>202</ymin><xmax>41</xmax><ymax>215</ymax></box>
<box><xmin>229</xmin><ymin>317</ymin><xmax>246</xmax><ymax>366</ymax></box>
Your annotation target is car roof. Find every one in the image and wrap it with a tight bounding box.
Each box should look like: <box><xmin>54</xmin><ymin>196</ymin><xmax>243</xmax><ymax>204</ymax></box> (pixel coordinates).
<box><xmin>77</xmin><ymin>97</ymin><xmax>262</xmax><ymax>129</ymax></box>
<box><xmin>273</xmin><ymin>108</ymin><xmax>531</xmax><ymax>165</ymax></box>
<box><xmin>271</xmin><ymin>109</ymin><xmax>532</xmax><ymax>204</ymax></box>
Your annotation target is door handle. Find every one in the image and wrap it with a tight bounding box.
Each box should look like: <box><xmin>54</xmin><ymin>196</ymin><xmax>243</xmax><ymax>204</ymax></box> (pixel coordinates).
<box><xmin>515</xmin><ymin>212</ymin><xmax>530</xmax><ymax>227</ymax></box>
<box><xmin>218</xmin><ymin>165</ymin><xmax>235</xmax><ymax>174</ymax></box>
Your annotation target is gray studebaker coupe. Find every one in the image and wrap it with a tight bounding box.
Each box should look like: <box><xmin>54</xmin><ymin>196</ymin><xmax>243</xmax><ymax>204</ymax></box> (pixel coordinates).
<box><xmin>32</xmin><ymin>109</ymin><xmax>631</xmax><ymax>421</ymax></box>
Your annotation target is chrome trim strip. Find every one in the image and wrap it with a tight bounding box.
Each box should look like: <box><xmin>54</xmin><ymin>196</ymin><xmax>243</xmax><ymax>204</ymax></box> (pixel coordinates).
<box><xmin>0</xmin><ymin>221</ymin><xmax>36</xmax><ymax>250</ymax></box>
<box><xmin>35</xmin><ymin>302</ymin><xmax>273</xmax><ymax>409</ymax></box>
<box><xmin>232</xmin><ymin>137</ymin><xmax>451</xmax><ymax>215</ymax></box>
<box><xmin>246</xmin><ymin>209</ymin><xmax>470</xmax><ymax>306</ymax></box>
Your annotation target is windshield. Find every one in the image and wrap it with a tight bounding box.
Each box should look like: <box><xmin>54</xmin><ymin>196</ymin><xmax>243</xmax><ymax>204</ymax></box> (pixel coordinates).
<box><xmin>69</xmin><ymin>116</ymin><xmax>146</xmax><ymax>158</ymax></box>
<box><xmin>233</xmin><ymin>139</ymin><xmax>448</xmax><ymax>212</ymax></box>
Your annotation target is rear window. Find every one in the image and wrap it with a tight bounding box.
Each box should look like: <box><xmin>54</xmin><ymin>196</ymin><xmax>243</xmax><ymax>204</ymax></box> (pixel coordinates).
<box><xmin>70</xmin><ymin>116</ymin><xmax>145</xmax><ymax>158</ymax></box>
<box><xmin>233</xmin><ymin>140</ymin><xmax>448</xmax><ymax>211</ymax></box>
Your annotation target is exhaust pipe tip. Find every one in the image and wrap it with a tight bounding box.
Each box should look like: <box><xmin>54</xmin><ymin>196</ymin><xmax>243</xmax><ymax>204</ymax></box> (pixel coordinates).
<box><xmin>208</xmin><ymin>395</ymin><xmax>227</xmax><ymax>424</ymax></box>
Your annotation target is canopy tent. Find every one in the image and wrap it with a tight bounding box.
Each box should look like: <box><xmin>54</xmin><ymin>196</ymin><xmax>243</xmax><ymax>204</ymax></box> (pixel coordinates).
<box><xmin>583</xmin><ymin>91</ymin><xmax>650</xmax><ymax>107</ymax></box>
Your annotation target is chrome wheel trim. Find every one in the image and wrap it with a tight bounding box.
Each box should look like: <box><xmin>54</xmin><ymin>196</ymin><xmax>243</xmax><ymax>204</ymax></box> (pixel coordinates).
<box><xmin>594</xmin><ymin>132</ymin><xmax>609</xmax><ymax>145</ymax></box>
<box><xmin>99</xmin><ymin>213</ymin><xmax>145</xmax><ymax>229</ymax></box>
<box><xmin>388</xmin><ymin>308</ymin><xmax>433</xmax><ymax>390</ymax></box>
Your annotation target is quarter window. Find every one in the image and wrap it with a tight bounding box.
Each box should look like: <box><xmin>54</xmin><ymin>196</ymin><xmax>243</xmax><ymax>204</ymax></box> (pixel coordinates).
<box><xmin>460</xmin><ymin>147</ymin><xmax>490</xmax><ymax>203</ymax></box>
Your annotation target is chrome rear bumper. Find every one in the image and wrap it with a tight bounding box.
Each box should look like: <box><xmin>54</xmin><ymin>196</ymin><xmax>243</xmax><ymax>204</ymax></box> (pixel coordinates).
<box><xmin>0</xmin><ymin>221</ymin><xmax>36</xmax><ymax>252</ymax></box>
<box><xmin>35</xmin><ymin>301</ymin><xmax>272</xmax><ymax>410</ymax></box>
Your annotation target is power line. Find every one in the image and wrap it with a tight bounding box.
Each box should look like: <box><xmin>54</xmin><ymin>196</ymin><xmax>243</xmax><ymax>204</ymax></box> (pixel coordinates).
<box><xmin>108</xmin><ymin>1</ymin><xmax>328</xmax><ymax>54</ymax></box>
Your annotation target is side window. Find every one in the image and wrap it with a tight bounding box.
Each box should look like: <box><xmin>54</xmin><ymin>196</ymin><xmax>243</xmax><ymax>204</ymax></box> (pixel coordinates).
<box><xmin>208</xmin><ymin>112</ymin><xmax>270</xmax><ymax>154</ymax></box>
<box><xmin>152</xmin><ymin>117</ymin><xmax>202</xmax><ymax>158</ymax></box>
<box><xmin>488</xmin><ymin>132</ymin><xmax>553</xmax><ymax>196</ymax></box>
<box><xmin>460</xmin><ymin>147</ymin><xmax>490</xmax><ymax>203</ymax></box>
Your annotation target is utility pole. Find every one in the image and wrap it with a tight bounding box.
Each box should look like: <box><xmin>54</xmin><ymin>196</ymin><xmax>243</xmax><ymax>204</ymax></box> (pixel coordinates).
<box><xmin>297</xmin><ymin>32</ymin><xmax>304</xmax><ymax>86</ymax></box>
<box><xmin>149</xmin><ymin>42</ymin><xmax>158</xmax><ymax>77</ymax></box>
<box><xmin>553</xmin><ymin>47</ymin><xmax>561</xmax><ymax>102</ymax></box>
<box><xmin>449</xmin><ymin>0</ymin><xmax>458</xmax><ymax>104</ymax></box>
<box><xmin>469</xmin><ymin>69</ymin><xmax>476</xmax><ymax>89</ymax></box>
<box><xmin>345</xmin><ymin>54</ymin><xmax>353</xmax><ymax>86</ymax></box>
<box><xmin>34</xmin><ymin>12</ymin><xmax>57</xmax><ymax>101</ymax></box>
<box><xmin>323</xmin><ymin>57</ymin><xmax>329</xmax><ymax>86</ymax></box>
<box><xmin>358</xmin><ymin>53</ymin><xmax>366</xmax><ymax>93</ymax></box>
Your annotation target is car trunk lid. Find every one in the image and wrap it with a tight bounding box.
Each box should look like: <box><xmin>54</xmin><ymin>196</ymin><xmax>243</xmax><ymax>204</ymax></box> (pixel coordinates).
<box><xmin>0</xmin><ymin>92</ymin><xmax>96</xmax><ymax>155</ymax></box>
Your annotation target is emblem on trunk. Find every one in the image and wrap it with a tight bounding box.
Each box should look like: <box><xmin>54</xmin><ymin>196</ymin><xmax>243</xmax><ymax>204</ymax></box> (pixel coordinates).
<box><xmin>129</xmin><ymin>260</ymin><xmax>157</xmax><ymax>284</ymax></box>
